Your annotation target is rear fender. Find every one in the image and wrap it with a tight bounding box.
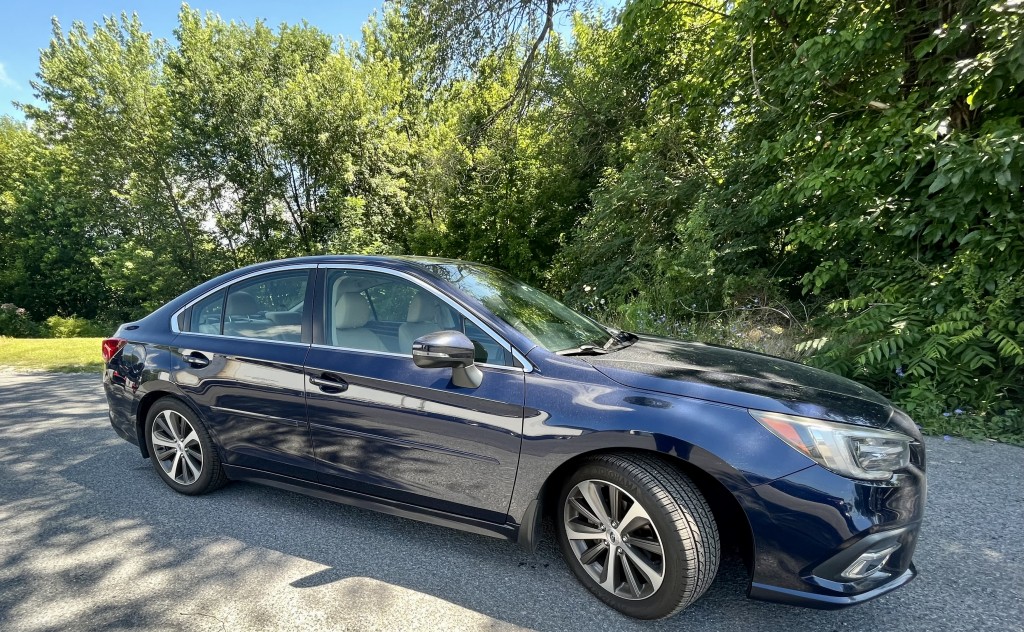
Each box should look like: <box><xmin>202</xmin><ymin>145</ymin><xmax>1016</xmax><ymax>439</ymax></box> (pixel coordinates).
<box><xmin>131</xmin><ymin>379</ymin><xmax>188</xmax><ymax>458</ymax></box>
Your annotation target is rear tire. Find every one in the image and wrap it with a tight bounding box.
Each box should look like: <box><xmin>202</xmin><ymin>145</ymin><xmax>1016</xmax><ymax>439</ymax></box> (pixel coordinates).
<box><xmin>556</xmin><ymin>453</ymin><xmax>720</xmax><ymax>619</ymax></box>
<box><xmin>145</xmin><ymin>398</ymin><xmax>228</xmax><ymax>495</ymax></box>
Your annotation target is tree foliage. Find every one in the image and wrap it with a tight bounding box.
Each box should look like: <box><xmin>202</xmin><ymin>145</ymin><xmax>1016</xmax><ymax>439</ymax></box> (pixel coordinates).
<box><xmin>1</xmin><ymin>0</ymin><xmax>1021</xmax><ymax>437</ymax></box>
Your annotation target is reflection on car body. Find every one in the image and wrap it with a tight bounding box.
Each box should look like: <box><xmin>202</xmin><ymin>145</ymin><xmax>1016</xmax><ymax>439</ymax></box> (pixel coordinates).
<box><xmin>102</xmin><ymin>255</ymin><xmax>925</xmax><ymax>619</ymax></box>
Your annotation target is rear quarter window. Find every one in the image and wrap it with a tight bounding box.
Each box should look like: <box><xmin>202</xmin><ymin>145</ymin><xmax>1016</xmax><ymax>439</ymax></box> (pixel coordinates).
<box><xmin>190</xmin><ymin>291</ymin><xmax>224</xmax><ymax>334</ymax></box>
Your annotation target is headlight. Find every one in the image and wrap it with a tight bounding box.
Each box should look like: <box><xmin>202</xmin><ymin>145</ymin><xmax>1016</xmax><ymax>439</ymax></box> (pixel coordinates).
<box><xmin>749</xmin><ymin>410</ymin><xmax>911</xmax><ymax>481</ymax></box>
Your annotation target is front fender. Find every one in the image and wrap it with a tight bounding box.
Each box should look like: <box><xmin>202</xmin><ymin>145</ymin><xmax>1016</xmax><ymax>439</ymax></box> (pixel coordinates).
<box><xmin>507</xmin><ymin>357</ymin><xmax>814</xmax><ymax>525</ymax></box>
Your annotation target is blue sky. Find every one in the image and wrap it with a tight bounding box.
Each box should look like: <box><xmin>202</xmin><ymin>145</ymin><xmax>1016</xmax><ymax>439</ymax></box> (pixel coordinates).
<box><xmin>0</xmin><ymin>1</ymin><xmax>384</xmax><ymax>119</ymax></box>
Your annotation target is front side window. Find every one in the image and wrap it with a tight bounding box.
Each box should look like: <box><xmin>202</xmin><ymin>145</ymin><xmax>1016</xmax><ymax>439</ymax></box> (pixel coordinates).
<box><xmin>324</xmin><ymin>269</ymin><xmax>510</xmax><ymax>365</ymax></box>
<box><xmin>221</xmin><ymin>270</ymin><xmax>309</xmax><ymax>341</ymax></box>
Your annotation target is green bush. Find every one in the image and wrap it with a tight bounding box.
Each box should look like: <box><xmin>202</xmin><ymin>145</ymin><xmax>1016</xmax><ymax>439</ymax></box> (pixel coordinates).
<box><xmin>43</xmin><ymin>315</ymin><xmax>113</xmax><ymax>338</ymax></box>
<box><xmin>595</xmin><ymin>291</ymin><xmax>1023</xmax><ymax>442</ymax></box>
<box><xmin>0</xmin><ymin>303</ymin><xmax>43</xmax><ymax>337</ymax></box>
<box><xmin>889</xmin><ymin>377</ymin><xmax>1024</xmax><ymax>444</ymax></box>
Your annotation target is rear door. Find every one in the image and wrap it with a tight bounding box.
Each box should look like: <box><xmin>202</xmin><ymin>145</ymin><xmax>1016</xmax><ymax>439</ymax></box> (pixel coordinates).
<box><xmin>171</xmin><ymin>267</ymin><xmax>316</xmax><ymax>480</ymax></box>
<box><xmin>304</xmin><ymin>265</ymin><xmax>525</xmax><ymax>522</ymax></box>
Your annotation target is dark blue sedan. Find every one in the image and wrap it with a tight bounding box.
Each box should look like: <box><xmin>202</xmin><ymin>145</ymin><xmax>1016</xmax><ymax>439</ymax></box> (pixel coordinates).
<box><xmin>102</xmin><ymin>255</ymin><xmax>926</xmax><ymax>619</ymax></box>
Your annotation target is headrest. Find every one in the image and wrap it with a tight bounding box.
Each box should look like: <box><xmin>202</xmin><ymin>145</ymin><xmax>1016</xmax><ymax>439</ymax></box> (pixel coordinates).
<box><xmin>334</xmin><ymin>292</ymin><xmax>371</xmax><ymax>330</ymax></box>
<box><xmin>332</xmin><ymin>275</ymin><xmax>381</xmax><ymax>293</ymax></box>
<box><xmin>226</xmin><ymin>291</ymin><xmax>260</xmax><ymax>316</ymax></box>
<box><xmin>407</xmin><ymin>292</ymin><xmax>440</xmax><ymax>323</ymax></box>
<box><xmin>265</xmin><ymin>311</ymin><xmax>302</xmax><ymax>326</ymax></box>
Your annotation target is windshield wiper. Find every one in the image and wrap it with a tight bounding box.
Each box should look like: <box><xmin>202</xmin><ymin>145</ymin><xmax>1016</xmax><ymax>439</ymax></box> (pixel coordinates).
<box><xmin>556</xmin><ymin>344</ymin><xmax>610</xmax><ymax>356</ymax></box>
<box><xmin>603</xmin><ymin>330</ymin><xmax>638</xmax><ymax>350</ymax></box>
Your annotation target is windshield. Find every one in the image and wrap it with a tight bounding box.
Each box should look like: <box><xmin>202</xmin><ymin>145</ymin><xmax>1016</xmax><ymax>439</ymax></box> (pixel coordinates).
<box><xmin>425</xmin><ymin>262</ymin><xmax>612</xmax><ymax>353</ymax></box>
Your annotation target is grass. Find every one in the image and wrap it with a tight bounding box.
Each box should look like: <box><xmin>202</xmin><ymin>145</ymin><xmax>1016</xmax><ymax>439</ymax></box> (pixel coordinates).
<box><xmin>0</xmin><ymin>337</ymin><xmax>105</xmax><ymax>373</ymax></box>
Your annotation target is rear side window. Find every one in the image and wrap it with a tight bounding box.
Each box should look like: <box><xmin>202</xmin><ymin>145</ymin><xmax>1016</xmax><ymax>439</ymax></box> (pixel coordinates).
<box><xmin>224</xmin><ymin>271</ymin><xmax>309</xmax><ymax>341</ymax></box>
<box><xmin>190</xmin><ymin>291</ymin><xmax>224</xmax><ymax>334</ymax></box>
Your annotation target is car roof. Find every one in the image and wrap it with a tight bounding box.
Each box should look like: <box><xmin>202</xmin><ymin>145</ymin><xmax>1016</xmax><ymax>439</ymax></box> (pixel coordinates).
<box><xmin>241</xmin><ymin>255</ymin><xmax>506</xmax><ymax>283</ymax></box>
<box><xmin>245</xmin><ymin>254</ymin><xmax>475</xmax><ymax>269</ymax></box>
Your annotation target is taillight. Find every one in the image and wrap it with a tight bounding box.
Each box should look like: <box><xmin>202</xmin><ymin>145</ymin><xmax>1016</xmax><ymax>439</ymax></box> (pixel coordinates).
<box><xmin>102</xmin><ymin>338</ymin><xmax>127</xmax><ymax>362</ymax></box>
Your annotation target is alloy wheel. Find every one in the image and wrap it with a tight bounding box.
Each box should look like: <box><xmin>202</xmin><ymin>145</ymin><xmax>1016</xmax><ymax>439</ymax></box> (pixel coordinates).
<box><xmin>151</xmin><ymin>409</ymin><xmax>204</xmax><ymax>485</ymax></box>
<box><xmin>563</xmin><ymin>479</ymin><xmax>666</xmax><ymax>600</ymax></box>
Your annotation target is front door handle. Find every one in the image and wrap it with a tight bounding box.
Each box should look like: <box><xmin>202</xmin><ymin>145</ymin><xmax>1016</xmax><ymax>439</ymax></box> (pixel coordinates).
<box><xmin>309</xmin><ymin>373</ymin><xmax>348</xmax><ymax>393</ymax></box>
<box><xmin>181</xmin><ymin>350</ymin><xmax>210</xmax><ymax>368</ymax></box>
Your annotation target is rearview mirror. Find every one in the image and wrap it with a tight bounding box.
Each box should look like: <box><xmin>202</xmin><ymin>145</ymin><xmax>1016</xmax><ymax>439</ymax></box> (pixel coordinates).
<box><xmin>412</xmin><ymin>330</ymin><xmax>483</xmax><ymax>388</ymax></box>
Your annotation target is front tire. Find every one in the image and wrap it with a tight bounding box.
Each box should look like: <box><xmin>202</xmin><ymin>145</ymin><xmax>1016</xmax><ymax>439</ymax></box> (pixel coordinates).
<box><xmin>556</xmin><ymin>453</ymin><xmax>720</xmax><ymax>619</ymax></box>
<box><xmin>145</xmin><ymin>398</ymin><xmax>228</xmax><ymax>495</ymax></box>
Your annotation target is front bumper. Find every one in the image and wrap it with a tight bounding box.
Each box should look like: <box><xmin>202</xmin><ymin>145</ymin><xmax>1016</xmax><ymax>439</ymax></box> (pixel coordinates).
<box><xmin>750</xmin><ymin>566</ymin><xmax>917</xmax><ymax>609</ymax></box>
<box><xmin>736</xmin><ymin>459</ymin><xmax>926</xmax><ymax>609</ymax></box>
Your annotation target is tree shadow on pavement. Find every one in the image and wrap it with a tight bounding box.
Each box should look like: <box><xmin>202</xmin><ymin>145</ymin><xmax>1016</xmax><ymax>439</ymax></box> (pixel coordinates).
<box><xmin>2</xmin><ymin>373</ymin><xmax>1016</xmax><ymax>632</ymax></box>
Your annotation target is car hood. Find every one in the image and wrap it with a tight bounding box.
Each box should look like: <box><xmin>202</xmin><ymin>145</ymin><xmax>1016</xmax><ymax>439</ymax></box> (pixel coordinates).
<box><xmin>583</xmin><ymin>336</ymin><xmax>898</xmax><ymax>429</ymax></box>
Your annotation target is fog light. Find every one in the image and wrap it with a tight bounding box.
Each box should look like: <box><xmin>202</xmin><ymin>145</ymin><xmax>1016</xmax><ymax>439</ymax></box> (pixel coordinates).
<box><xmin>841</xmin><ymin>543</ymin><xmax>900</xmax><ymax>580</ymax></box>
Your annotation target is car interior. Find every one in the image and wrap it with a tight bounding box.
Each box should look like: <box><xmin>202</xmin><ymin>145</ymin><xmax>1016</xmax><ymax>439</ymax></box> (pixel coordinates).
<box><xmin>327</xmin><ymin>272</ymin><xmax>509</xmax><ymax>365</ymax></box>
<box><xmin>186</xmin><ymin>270</ymin><xmax>511</xmax><ymax>365</ymax></box>
<box><xmin>222</xmin><ymin>291</ymin><xmax>304</xmax><ymax>341</ymax></box>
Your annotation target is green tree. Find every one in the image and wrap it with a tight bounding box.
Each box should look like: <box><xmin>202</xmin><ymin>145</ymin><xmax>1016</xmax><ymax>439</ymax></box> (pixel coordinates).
<box><xmin>720</xmin><ymin>1</ymin><xmax>1024</xmax><ymax>418</ymax></box>
<box><xmin>3</xmin><ymin>0</ymin><xmax>1020</xmax><ymax>438</ymax></box>
<box><xmin>24</xmin><ymin>13</ymin><xmax>212</xmax><ymax>314</ymax></box>
<box><xmin>167</xmin><ymin>7</ymin><xmax>415</xmax><ymax>260</ymax></box>
<box><xmin>0</xmin><ymin>118</ymin><xmax>105</xmax><ymax>318</ymax></box>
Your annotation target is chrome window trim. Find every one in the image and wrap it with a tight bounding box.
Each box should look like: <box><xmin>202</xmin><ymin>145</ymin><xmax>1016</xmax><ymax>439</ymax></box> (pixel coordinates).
<box><xmin>173</xmin><ymin>330</ymin><xmax>310</xmax><ymax>348</ymax></box>
<box><xmin>168</xmin><ymin>332</ymin><xmax>521</xmax><ymax>371</ymax></box>
<box><xmin>170</xmin><ymin>264</ymin><xmax>314</xmax><ymax>334</ymax></box>
<box><xmin>309</xmin><ymin>343</ymin><xmax>523</xmax><ymax>372</ymax></box>
<box><xmin>318</xmin><ymin>263</ymin><xmax>534</xmax><ymax>373</ymax></box>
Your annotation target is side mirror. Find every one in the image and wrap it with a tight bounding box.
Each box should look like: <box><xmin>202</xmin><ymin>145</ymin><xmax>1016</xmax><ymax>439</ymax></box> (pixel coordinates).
<box><xmin>412</xmin><ymin>330</ymin><xmax>483</xmax><ymax>388</ymax></box>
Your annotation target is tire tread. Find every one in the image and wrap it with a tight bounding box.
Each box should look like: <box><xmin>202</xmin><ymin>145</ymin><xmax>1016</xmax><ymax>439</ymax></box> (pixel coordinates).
<box><xmin>147</xmin><ymin>397</ymin><xmax>229</xmax><ymax>495</ymax></box>
<box><xmin>563</xmin><ymin>452</ymin><xmax>720</xmax><ymax>619</ymax></box>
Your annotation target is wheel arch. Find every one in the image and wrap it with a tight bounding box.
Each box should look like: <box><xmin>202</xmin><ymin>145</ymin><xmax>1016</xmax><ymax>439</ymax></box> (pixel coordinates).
<box><xmin>133</xmin><ymin>386</ymin><xmax>200</xmax><ymax>459</ymax></box>
<box><xmin>522</xmin><ymin>447</ymin><xmax>754</xmax><ymax>574</ymax></box>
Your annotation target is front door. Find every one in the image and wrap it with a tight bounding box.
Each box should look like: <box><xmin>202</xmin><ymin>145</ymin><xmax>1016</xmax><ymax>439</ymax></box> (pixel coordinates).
<box><xmin>304</xmin><ymin>266</ymin><xmax>525</xmax><ymax>522</ymax></box>
<box><xmin>171</xmin><ymin>267</ymin><xmax>315</xmax><ymax>480</ymax></box>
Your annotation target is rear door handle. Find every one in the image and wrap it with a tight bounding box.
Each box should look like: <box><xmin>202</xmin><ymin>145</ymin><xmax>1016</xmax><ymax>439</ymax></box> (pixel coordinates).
<box><xmin>180</xmin><ymin>350</ymin><xmax>210</xmax><ymax>368</ymax></box>
<box><xmin>309</xmin><ymin>373</ymin><xmax>348</xmax><ymax>393</ymax></box>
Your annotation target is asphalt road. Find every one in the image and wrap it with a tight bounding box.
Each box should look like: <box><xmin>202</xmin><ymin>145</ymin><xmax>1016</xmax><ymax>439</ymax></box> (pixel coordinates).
<box><xmin>0</xmin><ymin>373</ymin><xmax>1022</xmax><ymax>632</ymax></box>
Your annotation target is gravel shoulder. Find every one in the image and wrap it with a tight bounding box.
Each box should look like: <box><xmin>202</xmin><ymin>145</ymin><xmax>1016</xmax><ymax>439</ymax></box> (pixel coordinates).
<box><xmin>0</xmin><ymin>373</ymin><xmax>1022</xmax><ymax>631</ymax></box>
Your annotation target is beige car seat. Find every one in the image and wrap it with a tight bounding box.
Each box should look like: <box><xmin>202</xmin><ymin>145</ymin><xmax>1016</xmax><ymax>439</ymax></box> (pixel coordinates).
<box><xmin>399</xmin><ymin>292</ymin><xmax>447</xmax><ymax>352</ymax></box>
<box><xmin>333</xmin><ymin>291</ymin><xmax>387</xmax><ymax>352</ymax></box>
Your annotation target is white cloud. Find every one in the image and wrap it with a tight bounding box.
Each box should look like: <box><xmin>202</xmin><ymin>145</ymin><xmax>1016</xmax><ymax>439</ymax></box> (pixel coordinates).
<box><xmin>0</xmin><ymin>62</ymin><xmax>21</xmax><ymax>91</ymax></box>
